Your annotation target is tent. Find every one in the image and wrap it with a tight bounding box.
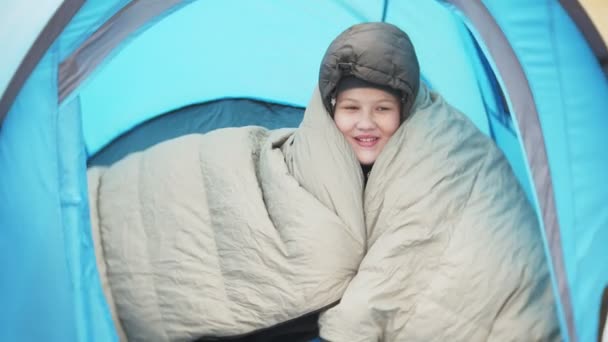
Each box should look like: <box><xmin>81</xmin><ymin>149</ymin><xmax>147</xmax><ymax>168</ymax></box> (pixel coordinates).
<box><xmin>1</xmin><ymin>1</ymin><xmax>607</xmax><ymax>341</ymax></box>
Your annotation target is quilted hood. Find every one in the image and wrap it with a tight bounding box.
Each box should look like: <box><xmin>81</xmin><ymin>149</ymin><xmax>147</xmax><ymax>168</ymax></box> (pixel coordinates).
<box><xmin>319</xmin><ymin>22</ymin><xmax>420</xmax><ymax>120</ymax></box>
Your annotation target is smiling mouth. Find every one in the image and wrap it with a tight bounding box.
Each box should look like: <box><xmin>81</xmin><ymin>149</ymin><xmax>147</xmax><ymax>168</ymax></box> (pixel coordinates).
<box><xmin>354</xmin><ymin>136</ymin><xmax>379</xmax><ymax>147</ymax></box>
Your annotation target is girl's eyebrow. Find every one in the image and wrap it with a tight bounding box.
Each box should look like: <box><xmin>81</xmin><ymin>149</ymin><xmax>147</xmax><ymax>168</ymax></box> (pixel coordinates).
<box><xmin>337</xmin><ymin>97</ymin><xmax>359</xmax><ymax>102</ymax></box>
<box><xmin>337</xmin><ymin>97</ymin><xmax>397</xmax><ymax>104</ymax></box>
<box><xmin>376</xmin><ymin>98</ymin><xmax>399</xmax><ymax>103</ymax></box>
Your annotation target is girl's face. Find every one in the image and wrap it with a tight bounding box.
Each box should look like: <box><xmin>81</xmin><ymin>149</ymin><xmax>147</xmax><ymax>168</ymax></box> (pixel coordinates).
<box><xmin>333</xmin><ymin>87</ymin><xmax>401</xmax><ymax>166</ymax></box>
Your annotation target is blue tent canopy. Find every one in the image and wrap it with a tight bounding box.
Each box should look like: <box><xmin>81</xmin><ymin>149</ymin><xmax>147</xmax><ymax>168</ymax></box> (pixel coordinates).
<box><xmin>1</xmin><ymin>1</ymin><xmax>607</xmax><ymax>341</ymax></box>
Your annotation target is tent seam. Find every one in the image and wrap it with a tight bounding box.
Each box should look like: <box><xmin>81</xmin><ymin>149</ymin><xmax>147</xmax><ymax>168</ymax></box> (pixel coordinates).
<box><xmin>547</xmin><ymin>2</ymin><xmax>579</xmax><ymax>341</ymax></box>
<box><xmin>60</xmin><ymin>0</ymin><xmax>130</xmax><ymax>62</ymax></box>
<box><xmin>548</xmin><ymin>0</ymin><xmax>577</xmax><ymax>283</ymax></box>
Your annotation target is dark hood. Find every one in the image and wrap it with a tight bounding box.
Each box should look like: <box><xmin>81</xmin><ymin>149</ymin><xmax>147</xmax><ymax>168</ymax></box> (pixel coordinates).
<box><xmin>318</xmin><ymin>22</ymin><xmax>420</xmax><ymax>120</ymax></box>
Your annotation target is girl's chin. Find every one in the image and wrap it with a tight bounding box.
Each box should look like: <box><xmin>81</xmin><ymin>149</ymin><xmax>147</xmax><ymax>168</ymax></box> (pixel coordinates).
<box><xmin>356</xmin><ymin>154</ymin><xmax>378</xmax><ymax>166</ymax></box>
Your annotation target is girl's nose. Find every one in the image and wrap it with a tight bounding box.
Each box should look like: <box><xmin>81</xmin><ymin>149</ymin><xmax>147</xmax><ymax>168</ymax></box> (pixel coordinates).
<box><xmin>356</xmin><ymin>110</ymin><xmax>376</xmax><ymax>130</ymax></box>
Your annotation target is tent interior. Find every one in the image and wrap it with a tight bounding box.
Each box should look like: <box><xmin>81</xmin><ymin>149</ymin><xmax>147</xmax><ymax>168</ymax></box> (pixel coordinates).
<box><xmin>1</xmin><ymin>1</ymin><xmax>607</xmax><ymax>341</ymax></box>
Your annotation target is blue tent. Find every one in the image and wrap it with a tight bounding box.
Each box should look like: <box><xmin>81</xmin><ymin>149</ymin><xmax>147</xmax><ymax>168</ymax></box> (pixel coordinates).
<box><xmin>1</xmin><ymin>1</ymin><xmax>607</xmax><ymax>341</ymax></box>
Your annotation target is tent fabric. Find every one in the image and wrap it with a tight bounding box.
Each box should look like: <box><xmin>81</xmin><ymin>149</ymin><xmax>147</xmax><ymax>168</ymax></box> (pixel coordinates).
<box><xmin>0</xmin><ymin>45</ymin><xmax>116</xmax><ymax>342</ymax></box>
<box><xmin>482</xmin><ymin>1</ymin><xmax>608</xmax><ymax>341</ymax></box>
<box><xmin>89</xmin><ymin>99</ymin><xmax>304</xmax><ymax>167</ymax></box>
<box><xmin>561</xmin><ymin>0</ymin><xmax>608</xmax><ymax>76</ymax></box>
<box><xmin>59</xmin><ymin>0</ymin><xmax>190</xmax><ymax>102</ymax></box>
<box><xmin>57</xmin><ymin>0</ymin><xmax>130</xmax><ymax>61</ymax></box>
<box><xmin>0</xmin><ymin>0</ymin><xmax>83</xmax><ymax>126</ymax></box>
<box><xmin>1</xmin><ymin>0</ymin><xmax>608</xmax><ymax>341</ymax></box>
<box><xmin>0</xmin><ymin>2</ymin><xmax>138</xmax><ymax>341</ymax></box>
<box><xmin>461</xmin><ymin>35</ymin><xmax>534</xmax><ymax>203</ymax></box>
<box><xmin>75</xmin><ymin>0</ymin><xmax>492</xmax><ymax>157</ymax></box>
<box><xmin>445</xmin><ymin>1</ymin><xmax>574</xmax><ymax>339</ymax></box>
<box><xmin>0</xmin><ymin>0</ymin><xmax>62</xmax><ymax>96</ymax></box>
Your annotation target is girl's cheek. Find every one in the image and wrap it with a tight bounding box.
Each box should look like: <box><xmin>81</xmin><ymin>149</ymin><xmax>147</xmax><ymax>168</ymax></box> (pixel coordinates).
<box><xmin>333</xmin><ymin>115</ymin><xmax>353</xmax><ymax>133</ymax></box>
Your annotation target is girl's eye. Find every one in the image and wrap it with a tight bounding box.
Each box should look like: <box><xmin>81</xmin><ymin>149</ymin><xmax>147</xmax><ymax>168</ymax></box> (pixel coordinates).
<box><xmin>377</xmin><ymin>107</ymin><xmax>392</xmax><ymax>112</ymax></box>
<box><xmin>343</xmin><ymin>106</ymin><xmax>359</xmax><ymax>111</ymax></box>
